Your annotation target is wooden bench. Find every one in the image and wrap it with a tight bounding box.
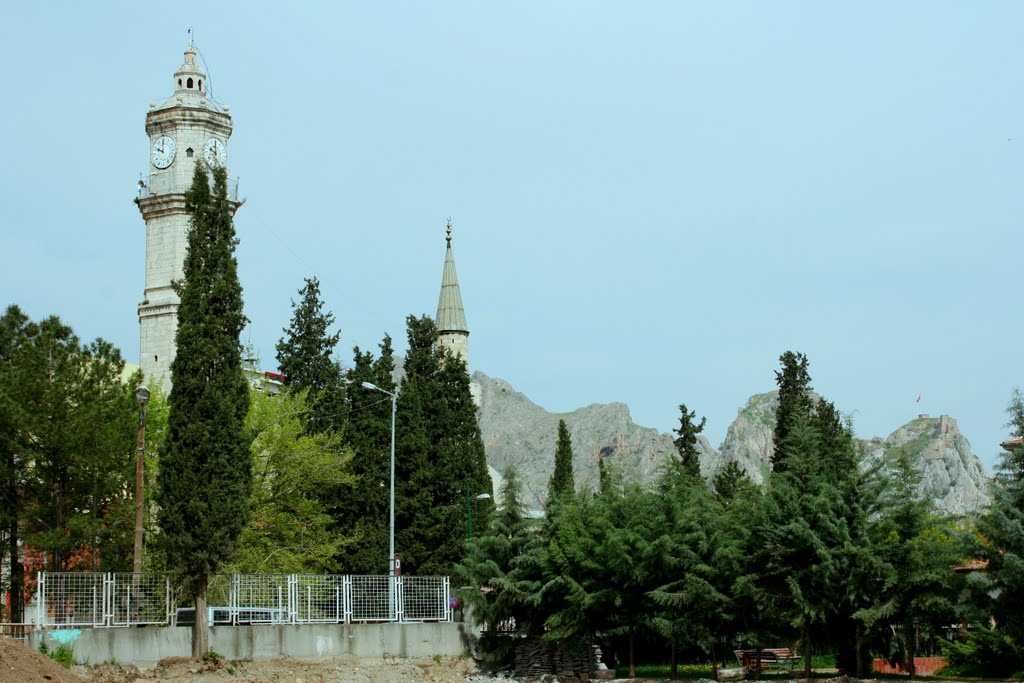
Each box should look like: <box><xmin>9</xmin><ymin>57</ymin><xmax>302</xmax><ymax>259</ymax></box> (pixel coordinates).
<box><xmin>734</xmin><ymin>648</ymin><xmax>803</xmax><ymax>673</ymax></box>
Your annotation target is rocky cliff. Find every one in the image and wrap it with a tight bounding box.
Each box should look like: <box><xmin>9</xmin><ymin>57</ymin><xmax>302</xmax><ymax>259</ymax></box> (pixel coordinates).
<box><xmin>713</xmin><ymin>394</ymin><xmax>991</xmax><ymax>516</ymax></box>
<box><xmin>714</xmin><ymin>392</ymin><xmax>779</xmax><ymax>485</ymax></box>
<box><xmin>472</xmin><ymin>371</ymin><xmax>717</xmax><ymax>511</ymax></box>
<box><xmin>862</xmin><ymin>415</ymin><xmax>990</xmax><ymax>516</ymax></box>
<box><xmin>476</xmin><ymin>376</ymin><xmax>991</xmax><ymax>517</ymax></box>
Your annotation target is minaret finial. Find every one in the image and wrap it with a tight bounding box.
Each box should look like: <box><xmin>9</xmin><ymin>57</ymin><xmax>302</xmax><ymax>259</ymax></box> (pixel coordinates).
<box><xmin>446</xmin><ymin>217</ymin><xmax>452</xmax><ymax>244</ymax></box>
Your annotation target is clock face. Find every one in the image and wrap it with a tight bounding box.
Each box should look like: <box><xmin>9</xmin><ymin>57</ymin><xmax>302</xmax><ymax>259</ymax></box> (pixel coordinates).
<box><xmin>151</xmin><ymin>136</ymin><xmax>176</xmax><ymax>169</ymax></box>
<box><xmin>203</xmin><ymin>138</ymin><xmax>227</xmax><ymax>168</ymax></box>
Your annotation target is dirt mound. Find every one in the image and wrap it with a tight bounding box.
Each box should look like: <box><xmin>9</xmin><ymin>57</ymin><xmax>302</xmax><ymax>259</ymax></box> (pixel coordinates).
<box><xmin>82</xmin><ymin>654</ymin><xmax>484</xmax><ymax>683</ymax></box>
<box><xmin>0</xmin><ymin>636</ymin><xmax>87</xmax><ymax>683</ymax></box>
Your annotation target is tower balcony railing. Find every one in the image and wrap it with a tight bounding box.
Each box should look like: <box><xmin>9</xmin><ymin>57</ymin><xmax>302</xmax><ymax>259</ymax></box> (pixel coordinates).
<box><xmin>137</xmin><ymin>175</ymin><xmax>239</xmax><ymax>202</ymax></box>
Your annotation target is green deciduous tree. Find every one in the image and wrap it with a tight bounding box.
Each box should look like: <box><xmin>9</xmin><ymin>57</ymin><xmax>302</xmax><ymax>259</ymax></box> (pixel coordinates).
<box><xmin>227</xmin><ymin>389</ymin><xmax>355</xmax><ymax>573</ymax></box>
<box><xmin>156</xmin><ymin>163</ymin><xmax>251</xmax><ymax>657</ymax></box>
<box><xmin>548</xmin><ymin>420</ymin><xmax>575</xmax><ymax>504</ymax></box>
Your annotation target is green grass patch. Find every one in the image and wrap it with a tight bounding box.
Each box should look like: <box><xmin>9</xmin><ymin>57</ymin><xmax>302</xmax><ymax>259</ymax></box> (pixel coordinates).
<box><xmin>38</xmin><ymin>641</ymin><xmax>75</xmax><ymax>668</ymax></box>
<box><xmin>614</xmin><ymin>655</ymin><xmax>837</xmax><ymax>679</ymax></box>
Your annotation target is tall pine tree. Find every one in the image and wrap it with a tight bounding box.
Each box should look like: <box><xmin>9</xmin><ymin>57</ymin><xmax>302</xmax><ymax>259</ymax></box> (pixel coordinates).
<box><xmin>975</xmin><ymin>389</ymin><xmax>1024</xmax><ymax>652</ymax></box>
<box><xmin>334</xmin><ymin>336</ymin><xmax>396</xmax><ymax>573</ymax></box>
<box><xmin>276</xmin><ymin>277</ymin><xmax>345</xmax><ymax>434</ymax></box>
<box><xmin>456</xmin><ymin>466</ymin><xmax>537</xmax><ymax>663</ymax></box>
<box><xmin>673</xmin><ymin>403</ymin><xmax>707</xmax><ymax>479</ymax></box>
<box><xmin>156</xmin><ymin>164</ymin><xmax>251</xmax><ymax>657</ymax></box>
<box><xmin>772</xmin><ymin>351</ymin><xmax>813</xmax><ymax>474</ymax></box>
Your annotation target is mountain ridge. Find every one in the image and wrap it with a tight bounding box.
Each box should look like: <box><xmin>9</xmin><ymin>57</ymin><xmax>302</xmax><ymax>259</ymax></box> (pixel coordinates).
<box><xmin>473</xmin><ymin>372</ymin><xmax>991</xmax><ymax>516</ymax></box>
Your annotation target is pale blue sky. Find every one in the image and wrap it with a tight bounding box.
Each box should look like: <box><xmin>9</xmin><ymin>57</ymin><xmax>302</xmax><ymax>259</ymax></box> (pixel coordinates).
<box><xmin>2</xmin><ymin>2</ymin><xmax>1020</xmax><ymax>471</ymax></box>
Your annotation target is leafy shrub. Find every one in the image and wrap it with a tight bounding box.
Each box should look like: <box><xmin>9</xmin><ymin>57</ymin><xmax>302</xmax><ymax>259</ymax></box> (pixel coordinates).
<box><xmin>940</xmin><ymin>627</ymin><xmax>1023</xmax><ymax>678</ymax></box>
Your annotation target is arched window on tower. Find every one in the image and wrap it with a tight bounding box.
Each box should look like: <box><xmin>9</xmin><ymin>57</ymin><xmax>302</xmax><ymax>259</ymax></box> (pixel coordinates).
<box><xmin>198</xmin><ymin>79</ymin><xmax>202</xmax><ymax>90</ymax></box>
<box><xmin>187</xmin><ymin>77</ymin><xmax>194</xmax><ymax>89</ymax></box>
<box><xmin>178</xmin><ymin>78</ymin><xmax>182</xmax><ymax>88</ymax></box>
<box><xmin>186</xmin><ymin>147</ymin><xmax>194</xmax><ymax>158</ymax></box>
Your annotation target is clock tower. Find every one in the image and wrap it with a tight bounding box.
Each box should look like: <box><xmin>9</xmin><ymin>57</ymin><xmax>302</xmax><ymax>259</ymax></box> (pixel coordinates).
<box><xmin>137</xmin><ymin>40</ymin><xmax>238</xmax><ymax>388</ymax></box>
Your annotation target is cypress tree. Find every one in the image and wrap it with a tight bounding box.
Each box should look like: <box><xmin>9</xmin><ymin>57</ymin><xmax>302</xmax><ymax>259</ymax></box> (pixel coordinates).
<box><xmin>548</xmin><ymin>420</ymin><xmax>576</xmax><ymax>504</ymax></box>
<box><xmin>156</xmin><ymin>164</ymin><xmax>251</xmax><ymax>657</ymax></box>
<box><xmin>394</xmin><ymin>315</ymin><xmax>491</xmax><ymax>575</ymax></box>
<box><xmin>276</xmin><ymin>277</ymin><xmax>345</xmax><ymax>434</ymax></box>
<box><xmin>673</xmin><ymin>403</ymin><xmax>707</xmax><ymax>479</ymax></box>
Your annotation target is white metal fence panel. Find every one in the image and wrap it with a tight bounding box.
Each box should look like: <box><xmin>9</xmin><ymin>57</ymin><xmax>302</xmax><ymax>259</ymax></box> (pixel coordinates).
<box><xmin>37</xmin><ymin>572</ymin><xmax>106</xmax><ymax>627</ymax></box>
<box><xmin>228</xmin><ymin>574</ymin><xmax>288</xmax><ymax>624</ymax></box>
<box><xmin>401</xmin><ymin>576</ymin><xmax>451</xmax><ymax>622</ymax></box>
<box><xmin>292</xmin><ymin>574</ymin><xmax>346</xmax><ymax>623</ymax></box>
<box><xmin>108</xmin><ymin>574</ymin><xmax>171</xmax><ymax>626</ymax></box>
<box><xmin>349</xmin><ymin>575</ymin><xmax>395</xmax><ymax>622</ymax></box>
<box><xmin>26</xmin><ymin>571</ymin><xmax>452</xmax><ymax>629</ymax></box>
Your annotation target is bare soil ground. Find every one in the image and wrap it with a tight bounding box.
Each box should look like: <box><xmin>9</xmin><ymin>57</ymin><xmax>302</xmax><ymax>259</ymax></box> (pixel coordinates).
<box><xmin>0</xmin><ymin>636</ymin><xmax>88</xmax><ymax>683</ymax></box>
<box><xmin>0</xmin><ymin>637</ymin><xmax>492</xmax><ymax>683</ymax></box>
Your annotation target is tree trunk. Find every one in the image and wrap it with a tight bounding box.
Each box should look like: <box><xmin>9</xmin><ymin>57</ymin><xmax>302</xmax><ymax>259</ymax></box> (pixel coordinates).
<box><xmin>907</xmin><ymin>624</ymin><xmax>917</xmax><ymax>680</ymax></box>
<box><xmin>628</xmin><ymin>625</ymin><xmax>636</xmax><ymax>678</ymax></box>
<box><xmin>711</xmin><ymin>641</ymin><xmax>719</xmax><ymax>678</ymax></box>
<box><xmin>670</xmin><ymin>638</ymin><xmax>677</xmax><ymax>680</ymax></box>
<box><xmin>8</xmin><ymin>517</ymin><xmax>22</xmax><ymax>624</ymax></box>
<box><xmin>855</xmin><ymin>623</ymin><xmax>864</xmax><ymax>678</ymax></box>
<box><xmin>755</xmin><ymin>646</ymin><xmax>762</xmax><ymax>680</ymax></box>
<box><xmin>193</xmin><ymin>577</ymin><xmax>209</xmax><ymax>658</ymax></box>
<box><xmin>803</xmin><ymin>625</ymin><xmax>812</xmax><ymax>681</ymax></box>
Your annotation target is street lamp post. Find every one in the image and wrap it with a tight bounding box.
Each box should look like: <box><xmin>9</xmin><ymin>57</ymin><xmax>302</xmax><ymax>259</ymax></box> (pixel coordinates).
<box><xmin>133</xmin><ymin>385</ymin><xmax>150</xmax><ymax>575</ymax></box>
<box><xmin>361</xmin><ymin>382</ymin><xmax>397</xmax><ymax>575</ymax></box>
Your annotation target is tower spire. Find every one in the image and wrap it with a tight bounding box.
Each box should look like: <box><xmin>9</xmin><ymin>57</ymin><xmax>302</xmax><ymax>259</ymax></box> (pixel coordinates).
<box><xmin>435</xmin><ymin>219</ymin><xmax>469</xmax><ymax>363</ymax></box>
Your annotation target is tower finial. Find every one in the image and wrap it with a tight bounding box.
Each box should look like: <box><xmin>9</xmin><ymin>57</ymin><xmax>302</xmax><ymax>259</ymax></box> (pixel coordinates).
<box><xmin>446</xmin><ymin>217</ymin><xmax>452</xmax><ymax>244</ymax></box>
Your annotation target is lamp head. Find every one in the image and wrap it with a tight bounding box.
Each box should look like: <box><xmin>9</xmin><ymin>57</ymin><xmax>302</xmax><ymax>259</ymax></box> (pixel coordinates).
<box><xmin>134</xmin><ymin>385</ymin><xmax>150</xmax><ymax>407</ymax></box>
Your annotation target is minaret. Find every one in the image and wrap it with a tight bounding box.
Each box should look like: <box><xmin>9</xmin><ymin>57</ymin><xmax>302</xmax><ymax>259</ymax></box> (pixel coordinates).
<box><xmin>136</xmin><ymin>39</ymin><xmax>239</xmax><ymax>388</ymax></box>
<box><xmin>435</xmin><ymin>220</ymin><xmax>469</xmax><ymax>364</ymax></box>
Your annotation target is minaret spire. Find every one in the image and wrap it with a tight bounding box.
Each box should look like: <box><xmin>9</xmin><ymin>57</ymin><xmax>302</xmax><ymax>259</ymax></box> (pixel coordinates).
<box><xmin>435</xmin><ymin>219</ymin><xmax>469</xmax><ymax>363</ymax></box>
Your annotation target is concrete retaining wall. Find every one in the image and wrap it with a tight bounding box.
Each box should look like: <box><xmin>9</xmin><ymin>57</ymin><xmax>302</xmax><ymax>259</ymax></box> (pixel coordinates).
<box><xmin>28</xmin><ymin>623</ymin><xmax>468</xmax><ymax>666</ymax></box>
